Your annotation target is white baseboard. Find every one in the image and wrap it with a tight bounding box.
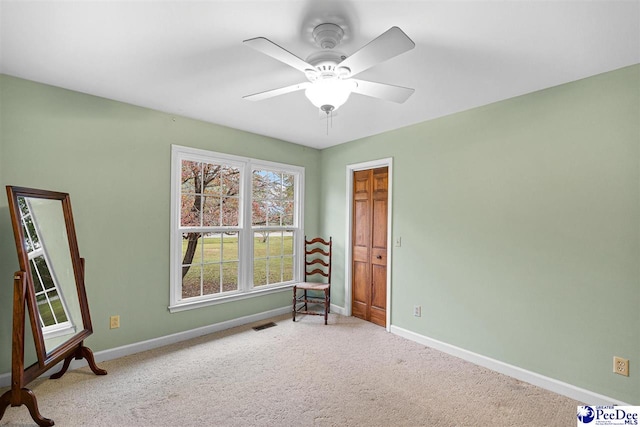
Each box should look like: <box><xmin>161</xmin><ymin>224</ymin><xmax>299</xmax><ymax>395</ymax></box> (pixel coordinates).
<box><xmin>330</xmin><ymin>303</ymin><xmax>346</xmax><ymax>315</ymax></box>
<box><xmin>390</xmin><ymin>325</ymin><xmax>631</xmax><ymax>406</ymax></box>
<box><xmin>0</xmin><ymin>306</ymin><xmax>291</xmax><ymax>388</ymax></box>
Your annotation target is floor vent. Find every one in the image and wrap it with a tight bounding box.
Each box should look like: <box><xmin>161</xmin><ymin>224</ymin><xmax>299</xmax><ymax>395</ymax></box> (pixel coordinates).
<box><xmin>252</xmin><ymin>322</ymin><xmax>277</xmax><ymax>331</ymax></box>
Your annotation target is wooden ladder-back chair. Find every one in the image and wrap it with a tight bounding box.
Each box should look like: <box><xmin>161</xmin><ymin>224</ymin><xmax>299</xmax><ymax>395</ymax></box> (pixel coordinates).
<box><xmin>292</xmin><ymin>236</ymin><xmax>332</xmax><ymax>325</ymax></box>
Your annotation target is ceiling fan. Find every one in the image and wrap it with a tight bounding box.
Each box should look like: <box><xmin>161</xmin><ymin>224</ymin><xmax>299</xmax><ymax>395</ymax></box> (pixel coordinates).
<box><xmin>243</xmin><ymin>23</ymin><xmax>416</xmax><ymax>115</ymax></box>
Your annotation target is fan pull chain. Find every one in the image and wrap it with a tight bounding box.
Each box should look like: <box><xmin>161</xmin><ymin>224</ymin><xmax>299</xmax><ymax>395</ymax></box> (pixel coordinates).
<box><xmin>321</xmin><ymin>105</ymin><xmax>335</xmax><ymax>136</ymax></box>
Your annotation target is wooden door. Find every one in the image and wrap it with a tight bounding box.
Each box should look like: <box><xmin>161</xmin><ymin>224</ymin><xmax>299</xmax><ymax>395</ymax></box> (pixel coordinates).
<box><xmin>352</xmin><ymin>167</ymin><xmax>388</xmax><ymax>327</ymax></box>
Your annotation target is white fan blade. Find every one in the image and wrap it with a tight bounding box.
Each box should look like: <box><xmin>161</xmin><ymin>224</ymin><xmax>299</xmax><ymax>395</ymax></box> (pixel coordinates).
<box><xmin>351</xmin><ymin>79</ymin><xmax>415</xmax><ymax>103</ymax></box>
<box><xmin>243</xmin><ymin>82</ymin><xmax>311</xmax><ymax>101</ymax></box>
<box><xmin>244</xmin><ymin>37</ymin><xmax>316</xmax><ymax>74</ymax></box>
<box><xmin>338</xmin><ymin>27</ymin><xmax>415</xmax><ymax>77</ymax></box>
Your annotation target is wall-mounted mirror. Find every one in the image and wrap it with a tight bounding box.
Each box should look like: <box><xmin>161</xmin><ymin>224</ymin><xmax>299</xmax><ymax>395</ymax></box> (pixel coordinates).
<box><xmin>0</xmin><ymin>186</ymin><xmax>106</xmax><ymax>427</ymax></box>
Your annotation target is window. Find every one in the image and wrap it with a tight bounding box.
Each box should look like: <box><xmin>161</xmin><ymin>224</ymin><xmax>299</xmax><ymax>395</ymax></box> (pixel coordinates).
<box><xmin>18</xmin><ymin>197</ymin><xmax>75</xmax><ymax>338</ymax></box>
<box><xmin>170</xmin><ymin>145</ymin><xmax>304</xmax><ymax>312</ymax></box>
<box><xmin>252</xmin><ymin>169</ymin><xmax>295</xmax><ymax>287</ymax></box>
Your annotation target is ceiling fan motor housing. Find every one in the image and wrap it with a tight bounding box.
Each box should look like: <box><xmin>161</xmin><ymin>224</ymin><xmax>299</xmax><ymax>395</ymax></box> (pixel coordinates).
<box><xmin>305</xmin><ymin>50</ymin><xmax>349</xmax><ymax>82</ymax></box>
<box><xmin>313</xmin><ymin>23</ymin><xmax>344</xmax><ymax>49</ymax></box>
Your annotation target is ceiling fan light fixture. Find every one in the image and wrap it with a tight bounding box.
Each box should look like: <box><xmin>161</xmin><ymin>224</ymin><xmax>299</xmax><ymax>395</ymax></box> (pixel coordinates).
<box><xmin>304</xmin><ymin>78</ymin><xmax>355</xmax><ymax>112</ymax></box>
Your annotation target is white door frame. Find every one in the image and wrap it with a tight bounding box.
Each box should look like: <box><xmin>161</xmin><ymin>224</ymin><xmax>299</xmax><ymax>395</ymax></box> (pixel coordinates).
<box><xmin>345</xmin><ymin>158</ymin><xmax>393</xmax><ymax>331</ymax></box>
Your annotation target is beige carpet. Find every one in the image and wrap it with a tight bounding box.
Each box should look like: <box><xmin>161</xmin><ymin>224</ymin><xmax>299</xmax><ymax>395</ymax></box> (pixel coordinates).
<box><xmin>1</xmin><ymin>313</ymin><xmax>581</xmax><ymax>426</ymax></box>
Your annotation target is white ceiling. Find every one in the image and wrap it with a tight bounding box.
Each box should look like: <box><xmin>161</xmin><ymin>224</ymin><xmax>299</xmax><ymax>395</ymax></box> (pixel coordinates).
<box><xmin>1</xmin><ymin>1</ymin><xmax>638</xmax><ymax>149</ymax></box>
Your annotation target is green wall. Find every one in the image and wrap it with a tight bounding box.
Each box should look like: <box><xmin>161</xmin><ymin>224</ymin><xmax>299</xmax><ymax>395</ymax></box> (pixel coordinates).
<box><xmin>320</xmin><ymin>64</ymin><xmax>639</xmax><ymax>404</ymax></box>
<box><xmin>0</xmin><ymin>74</ymin><xmax>321</xmax><ymax>373</ymax></box>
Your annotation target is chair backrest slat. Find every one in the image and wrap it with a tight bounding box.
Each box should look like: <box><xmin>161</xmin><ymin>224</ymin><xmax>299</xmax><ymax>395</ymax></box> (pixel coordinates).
<box><xmin>306</xmin><ymin>247</ymin><xmax>330</xmax><ymax>257</ymax></box>
<box><xmin>306</xmin><ymin>259</ymin><xmax>329</xmax><ymax>267</ymax></box>
<box><xmin>307</xmin><ymin>268</ymin><xmax>329</xmax><ymax>277</ymax></box>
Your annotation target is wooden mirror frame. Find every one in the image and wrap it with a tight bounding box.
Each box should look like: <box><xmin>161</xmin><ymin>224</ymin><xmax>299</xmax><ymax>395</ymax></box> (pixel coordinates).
<box><xmin>0</xmin><ymin>186</ymin><xmax>106</xmax><ymax>426</ymax></box>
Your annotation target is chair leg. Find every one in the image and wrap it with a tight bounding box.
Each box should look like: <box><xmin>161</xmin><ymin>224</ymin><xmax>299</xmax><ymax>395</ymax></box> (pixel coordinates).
<box><xmin>303</xmin><ymin>290</ymin><xmax>308</xmax><ymax>311</ymax></box>
<box><xmin>324</xmin><ymin>288</ymin><xmax>329</xmax><ymax>325</ymax></box>
<box><xmin>292</xmin><ymin>286</ymin><xmax>297</xmax><ymax>322</ymax></box>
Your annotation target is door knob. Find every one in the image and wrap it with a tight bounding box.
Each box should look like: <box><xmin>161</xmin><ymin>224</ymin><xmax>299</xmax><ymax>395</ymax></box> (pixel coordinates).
<box><xmin>376</xmin><ymin>255</ymin><xmax>382</xmax><ymax>259</ymax></box>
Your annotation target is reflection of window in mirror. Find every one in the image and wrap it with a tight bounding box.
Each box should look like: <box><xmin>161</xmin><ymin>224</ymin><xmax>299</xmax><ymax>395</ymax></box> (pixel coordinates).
<box><xmin>18</xmin><ymin>197</ymin><xmax>76</xmax><ymax>339</ymax></box>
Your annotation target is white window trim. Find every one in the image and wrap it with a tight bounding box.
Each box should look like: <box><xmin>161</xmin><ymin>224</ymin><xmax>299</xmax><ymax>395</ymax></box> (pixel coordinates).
<box><xmin>169</xmin><ymin>145</ymin><xmax>304</xmax><ymax>313</ymax></box>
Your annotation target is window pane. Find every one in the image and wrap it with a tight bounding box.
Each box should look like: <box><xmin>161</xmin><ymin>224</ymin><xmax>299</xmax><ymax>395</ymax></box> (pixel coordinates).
<box><xmin>253</xmin><ymin>169</ymin><xmax>294</xmax><ymax>226</ymax></box>
<box><xmin>283</xmin><ymin>232</ymin><xmax>294</xmax><ymax>255</ymax></box>
<box><xmin>202</xmin><ymin>233</ymin><xmax>222</xmax><ymax>263</ymax></box>
<box><xmin>182</xmin><ymin>265</ymin><xmax>202</xmax><ymax>299</ymax></box>
<box><xmin>32</xmin><ymin>256</ymin><xmax>54</xmax><ymax>290</ymax></box>
<box><xmin>253</xmin><ymin>259</ymin><xmax>267</xmax><ymax>287</ymax></box>
<box><xmin>222</xmin><ymin>197</ymin><xmax>239</xmax><ymax>226</ymax></box>
<box><xmin>202</xmin><ymin>263</ymin><xmax>221</xmax><ymax>295</ymax></box>
<box><xmin>202</xmin><ymin>196</ymin><xmax>221</xmax><ymax>227</ymax></box>
<box><xmin>181</xmin><ymin>194</ymin><xmax>200</xmax><ymax>227</ymax></box>
<box><xmin>252</xmin><ymin>200</ymin><xmax>268</xmax><ymax>226</ymax></box>
<box><xmin>181</xmin><ymin>232</ymin><xmax>205</xmax><ymax>299</ymax></box>
<box><xmin>19</xmin><ymin>198</ymin><xmax>41</xmax><ymax>252</ymax></box>
<box><xmin>268</xmin><ymin>232</ymin><xmax>284</xmax><ymax>257</ymax></box>
<box><xmin>222</xmin><ymin>232</ymin><xmax>239</xmax><ymax>260</ymax></box>
<box><xmin>221</xmin><ymin>166</ymin><xmax>241</xmax><ymax>195</ymax></box>
<box><xmin>38</xmin><ymin>296</ymin><xmax>56</xmax><ymax>327</ymax></box>
<box><xmin>282</xmin><ymin>173</ymin><xmax>295</xmax><ymax>200</ymax></box>
<box><xmin>181</xmin><ymin>161</ymin><xmax>201</xmax><ymax>193</ymax></box>
<box><xmin>202</xmin><ymin>233</ymin><xmax>222</xmax><ymax>295</ymax></box>
<box><xmin>30</xmin><ymin>260</ymin><xmax>44</xmax><ymax>293</ymax></box>
<box><xmin>282</xmin><ymin>201</ymin><xmax>294</xmax><ymax>226</ymax></box>
<box><xmin>182</xmin><ymin>233</ymin><xmax>202</xmax><ymax>266</ymax></box>
<box><xmin>254</xmin><ymin>232</ymin><xmax>266</xmax><ymax>258</ymax></box>
<box><xmin>18</xmin><ymin>196</ymin><xmax>30</xmax><ymax>216</ymax></box>
<box><xmin>202</xmin><ymin>164</ymin><xmax>221</xmax><ymax>195</ymax></box>
<box><xmin>268</xmin><ymin>201</ymin><xmax>283</xmax><ymax>226</ymax></box>
<box><xmin>283</xmin><ymin>255</ymin><xmax>294</xmax><ymax>282</ymax></box>
<box><xmin>268</xmin><ymin>258</ymin><xmax>283</xmax><ymax>284</ymax></box>
<box><xmin>48</xmin><ymin>290</ymin><xmax>68</xmax><ymax>323</ymax></box>
<box><xmin>222</xmin><ymin>262</ymin><xmax>239</xmax><ymax>292</ymax></box>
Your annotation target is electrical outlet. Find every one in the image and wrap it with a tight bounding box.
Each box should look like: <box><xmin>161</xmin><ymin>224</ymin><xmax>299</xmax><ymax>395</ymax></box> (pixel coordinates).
<box><xmin>613</xmin><ymin>356</ymin><xmax>629</xmax><ymax>376</ymax></box>
<box><xmin>395</xmin><ymin>237</ymin><xmax>402</xmax><ymax>247</ymax></box>
<box><xmin>110</xmin><ymin>315</ymin><xmax>120</xmax><ymax>329</ymax></box>
<box><xmin>413</xmin><ymin>305</ymin><xmax>421</xmax><ymax>317</ymax></box>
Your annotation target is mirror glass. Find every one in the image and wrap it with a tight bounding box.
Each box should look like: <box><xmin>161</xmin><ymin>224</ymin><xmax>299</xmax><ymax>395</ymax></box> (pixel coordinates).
<box><xmin>17</xmin><ymin>196</ymin><xmax>83</xmax><ymax>354</ymax></box>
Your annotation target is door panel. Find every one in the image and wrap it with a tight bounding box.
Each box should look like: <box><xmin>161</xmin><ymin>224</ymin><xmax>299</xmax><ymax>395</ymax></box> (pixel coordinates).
<box><xmin>354</xmin><ymin>199</ymin><xmax>369</xmax><ymax>246</ymax></box>
<box><xmin>369</xmin><ymin>267</ymin><xmax>387</xmax><ymax>326</ymax></box>
<box><xmin>352</xmin><ymin>259</ymin><xmax>369</xmax><ymax>319</ymax></box>
<box><xmin>372</xmin><ymin>199</ymin><xmax>387</xmax><ymax>249</ymax></box>
<box><xmin>352</xmin><ymin>167</ymin><xmax>388</xmax><ymax>327</ymax></box>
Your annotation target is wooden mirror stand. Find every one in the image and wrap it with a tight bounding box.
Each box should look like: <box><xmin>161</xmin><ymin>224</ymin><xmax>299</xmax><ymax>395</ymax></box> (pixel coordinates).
<box><xmin>0</xmin><ymin>187</ymin><xmax>107</xmax><ymax>426</ymax></box>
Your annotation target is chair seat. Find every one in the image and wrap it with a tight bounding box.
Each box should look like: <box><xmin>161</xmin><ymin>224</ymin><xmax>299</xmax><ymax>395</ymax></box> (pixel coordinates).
<box><xmin>295</xmin><ymin>282</ymin><xmax>330</xmax><ymax>291</ymax></box>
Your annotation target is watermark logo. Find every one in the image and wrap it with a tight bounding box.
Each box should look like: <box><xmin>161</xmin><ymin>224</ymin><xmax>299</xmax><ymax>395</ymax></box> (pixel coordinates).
<box><xmin>577</xmin><ymin>406</ymin><xmax>596</xmax><ymax>424</ymax></box>
<box><xmin>577</xmin><ymin>406</ymin><xmax>640</xmax><ymax>426</ymax></box>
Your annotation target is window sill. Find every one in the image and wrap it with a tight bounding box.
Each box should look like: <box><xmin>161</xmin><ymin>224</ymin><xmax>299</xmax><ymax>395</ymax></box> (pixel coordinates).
<box><xmin>168</xmin><ymin>283</ymin><xmax>294</xmax><ymax>313</ymax></box>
